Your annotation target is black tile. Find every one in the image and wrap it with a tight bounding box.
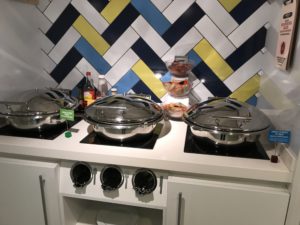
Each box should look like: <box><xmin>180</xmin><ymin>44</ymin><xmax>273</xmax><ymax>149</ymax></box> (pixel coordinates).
<box><xmin>162</xmin><ymin>3</ymin><xmax>205</xmax><ymax>46</ymax></box>
<box><xmin>88</xmin><ymin>0</ymin><xmax>109</xmax><ymax>12</ymax></box>
<box><xmin>50</xmin><ymin>47</ymin><xmax>82</xmax><ymax>83</ymax></box>
<box><xmin>192</xmin><ymin>62</ymin><xmax>232</xmax><ymax>97</ymax></box>
<box><xmin>46</xmin><ymin>4</ymin><xmax>80</xmax><ymax>44</ymax></box>
<box><xmin>230</xmin><ymin>0</ymin><xmax>267</xmax><ymax>24</ymax></box>
<box><xmin>226</xmin><ymin>27</ymin><xmax>267</xmax><ymax>70</ymax></box>
<box><xmin>102</xmin><ymin>4</ymin><xmax>140</xmax><ymax>45</ymax></box>
<box><xmin>132</xmin><ymin>38</ymin><xmax>167</xmax><ymax>73</ymax></box>
<box><xmin>132</xmin><ymin>80</ymin><xmax>162</xmax><ymax>103</ymax></box>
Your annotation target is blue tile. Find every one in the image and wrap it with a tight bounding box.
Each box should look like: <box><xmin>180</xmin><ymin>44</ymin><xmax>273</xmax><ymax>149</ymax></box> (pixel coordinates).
<box><xmin>160</xmin><ymin>72</ymin><xmax>172</xmax><ymax>82</ymax></box>
<box><xmin>88</xmin><ymin>0</ymin><xmax>109</xmax><ymax>12</ymax></box>
<box><xmin>112</xmin><ymin>70</ymin><xmax>140</xmax><ymax>95</ymax></box>
<box><xmin>50</xmin><ymin>48</ymin><xmax>82</xmax><ymax>83</ymax></box>
<box><xmin>246</xmin><ymin>96</ymin><xmax>257</xmax><ymax>106</ymax></box>
<box><xmin>226</xmin><ymin>27</ymin><xmax>266</xmax><ymax>70</ymax></box>
<box><xmin>132</xmin><ymin>38</ymin><xmax>167</xmax><ymax>73</ymax></box>
<box><xmin>132</xmin><ymin>80</ymin><xmax>162</xmax><ymax>103</ymax></box>
<box><xmin>192</xmin><ymin>62</ymin><xmax>232</xmax><ymax>97</ymax></box>
<box><xmin>162</xmin><ymin>3</ymin><xmax>205</xmax><ymax>46</ymax></box>
<box><xmin>187</xmin><ymin>50</ymin><xmax>202</xmax><ymax>66</ymax></box>
<box><xmin>46</xmin><ymin>4</ymin><xmax>80</xmax><ymax>44</ymax></box>
<box><xmin>131</xmin><ymin>0</ymin><xmax>171</xmax><ymax>36</ymax></box>
<box><xmin>102</xmin><ymin>4</ymin><xmax>139</xmax><ymax>45</ymax></box>
<box><xmin>74</xmin><ymin>37</ymin><xmax>111</xmax><ymax>74</ymax></box>
<box><xmin>230</xmin><ymin>0</ymin><xmax>266</xmax><ymax>24</ymax></box>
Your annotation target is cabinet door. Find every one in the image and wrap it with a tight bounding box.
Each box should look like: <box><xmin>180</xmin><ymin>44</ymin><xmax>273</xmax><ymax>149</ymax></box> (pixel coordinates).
<box><xmin>0</xmin><ymin>157</ymin><xmax>61</xmax><ymax>225</ymax></box>
<box><xmin>167</xmin><ymin>177</ymin><xmax>289</xmax><ymax>225</ymax></box>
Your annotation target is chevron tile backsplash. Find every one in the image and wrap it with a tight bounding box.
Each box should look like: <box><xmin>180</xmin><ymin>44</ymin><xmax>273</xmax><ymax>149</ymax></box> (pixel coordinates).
<box><xmin>38</xmin><ymin>0</ymin><xmax>271</xmax><ymax>104</ymax></box>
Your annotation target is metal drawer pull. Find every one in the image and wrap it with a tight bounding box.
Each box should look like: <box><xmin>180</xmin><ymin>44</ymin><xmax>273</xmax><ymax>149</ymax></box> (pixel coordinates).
<box><xmin>177</xmin><ymin>192</ymin><xmax>183</xmax><ymax>225</ymax></box>
<box><xmin>39</xmin><ymin>175</ymin><xmax>49</xmax><ymax>225</ymax></box>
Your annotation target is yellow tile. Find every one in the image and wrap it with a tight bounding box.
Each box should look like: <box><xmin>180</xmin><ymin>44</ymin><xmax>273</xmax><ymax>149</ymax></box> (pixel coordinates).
<box><xmin>132</xmin><ymin>60</ymin><xmax>167</xmax><ymax>98</ymax></box>
<box><xmin>101</xmin><ymin>0</ymin><xmax>130</xmax><ymax>24</ymax></box>
<box><xmin>230</xmin><ymin>74</ymin><xmax>260</xmax><ymax>102</ymax></box>
<box><xmin>194</xmin><ymin>39</ymin><xmax>234</xmax><ymax>81</ymax></box>
<box><xmin>218</xmin><ymin>0</ymin><xmax>241</xmax><ymax>12</ymax></box>
<box><xmin>73</xmin><ymin>16</ymin><xmax>110</xmax><ymax>56</ymax></box>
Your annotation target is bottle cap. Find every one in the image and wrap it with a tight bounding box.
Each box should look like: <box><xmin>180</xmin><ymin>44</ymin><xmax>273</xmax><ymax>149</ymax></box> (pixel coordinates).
<box><xmin>86</xmin><ymin>71</ymin><xmax>91</xmax><ymax>76</ymax></box>
<box><xmin>98</xmin><ymin>74</ymin><xmax>105</xmax><ymax>79</ymax></box>
<box><xmin>65</xmin><ymin>131</ymin><xmax>72</xmax><ymax>138</ymax></box>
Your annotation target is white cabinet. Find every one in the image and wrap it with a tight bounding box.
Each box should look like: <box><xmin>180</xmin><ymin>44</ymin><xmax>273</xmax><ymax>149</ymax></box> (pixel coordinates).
<box><xmin>166</xmin><ymin>176</ymin><xmax>290</xmax><ymax>225</ymax></box>
<box><xmin>0</xmin><ymin>157</ymin><xmax>61</xmax><ymax>225</ymax></box>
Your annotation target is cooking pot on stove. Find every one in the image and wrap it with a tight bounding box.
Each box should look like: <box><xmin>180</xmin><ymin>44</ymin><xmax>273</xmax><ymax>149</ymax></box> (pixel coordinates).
<box><xmin>84</xmin><ymin>95</ymin><xmax>164</xmax><ymax>142</ymax></box>
<box><xmin>183</xmin><ymin>97</ymin><xmax>271</xmax><ymax>145</ymax></box>
<box><xmin>0</xmin><ymin>88</ymin><xmax>78</xmax><ymax>130</ymax></box>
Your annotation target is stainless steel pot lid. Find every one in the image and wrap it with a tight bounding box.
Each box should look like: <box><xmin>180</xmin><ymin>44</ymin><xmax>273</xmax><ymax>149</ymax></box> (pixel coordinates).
<box><xmin>84</xmin><ymin>95</ymin><xmax>164</xmax><ymax>125</ymax></box>
<box><xmin>183</xmin><ymin>98</ymin><xmax>270</xmax><ymax>133</ymax></box>
<box><xmin>0</xmin><ymin>88</ymin><xmax>78</xmax><ymax>116</ymax></box>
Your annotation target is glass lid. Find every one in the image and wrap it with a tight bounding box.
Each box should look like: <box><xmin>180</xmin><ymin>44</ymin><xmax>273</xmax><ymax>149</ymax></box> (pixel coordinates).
<box><xmin>84</xmin><ymin>95</ymin><xmax>164</xmax><ymax>125</ymax></box>
<box><xmin>0</xmin><ymin>88</ymin><xmax>78</xmax><ymax>116</ymax></box>
<box><xmin>183</xmin><ymin>98</ymin><xmax>271</xmax><ymax>133</ymax></box>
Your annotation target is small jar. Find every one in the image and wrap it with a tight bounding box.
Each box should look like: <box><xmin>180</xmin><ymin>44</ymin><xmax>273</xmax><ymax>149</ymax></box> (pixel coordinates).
<box><xmin>111</xmin><ymin>88</ymin><xmax>118</xmax><ymax>96</ymax></box>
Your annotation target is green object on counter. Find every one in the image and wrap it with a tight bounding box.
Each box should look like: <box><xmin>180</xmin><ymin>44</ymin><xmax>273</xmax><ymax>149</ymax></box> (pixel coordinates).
<box><xmin>65</xmin><ymin>131</ymin><xmax>72</xmax><ymax>138</ymax></box>
<box><xmin>60</xmin><ymin>108</ymin><xmax>75</xmax><ymax>121</ymax></box>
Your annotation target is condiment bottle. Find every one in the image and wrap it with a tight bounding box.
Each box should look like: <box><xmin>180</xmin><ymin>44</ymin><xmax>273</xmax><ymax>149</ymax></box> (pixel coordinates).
<box><xmin>96</xmin><ymin>74</ymin><xmax>108</xmax><ymax>99</ymax></box>
<box><xmin>83</xmin><ymin>71</ymin><xmax>96</xmax><ymax>106</ymax></box>
<box><xmin>111</xmin><ymin>88</ymin><xmax>118</xmax><ymax>96</ymax></box>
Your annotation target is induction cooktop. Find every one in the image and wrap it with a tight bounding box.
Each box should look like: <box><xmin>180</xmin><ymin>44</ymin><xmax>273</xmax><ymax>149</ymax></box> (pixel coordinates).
<box><xmin>184</xmin><ymin>127</ymin><xmax>269</xmax><ymax>160</ymax></box>
<box><xmin>80</xmin><ymin>123</ymin><xmax>163</xmax><ymax>149</ymax></box>
<box><xmin>0</xmin><ymin>117</ymin><xmax>82</xmax><ymax>140</ymax></box>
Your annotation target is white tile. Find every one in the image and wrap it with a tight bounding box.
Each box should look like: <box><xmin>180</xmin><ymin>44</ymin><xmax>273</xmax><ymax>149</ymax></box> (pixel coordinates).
<box><xmin>71</xmin><ymin>0</ymin><xmax>109</xmax><ymax>34</ymax></box>
<box><xmin>103</xmin><ymin>27</ymin><xmax>139</xmax><ymax>66</ymax></box>
<box><xmin>37</xmin><ymin>0</ymin><xmax>51</xmax><ymax>12</ymax></box>
<box><xmin>105</xmin><ymin>50</ymin><xmax>139</xmax><ymax>86</ymax></box>
<box><xmin>196</xmin><ymin>0</ymin><xmax>238</xmax><ymax>36</ymax></box>
<box><xmin>228</xmin><ymin>2</ymin><xmax>273</xmax><ymax>48</ymax></box>
<box><xmin>36</xmin><ymin>9</ymin><xmax>52</xmax><ymax>33</ymax></box>
<box><xmin>76</xmin><ymin>58</ymin><xmax>104</xmax><ymax>86</ymax></box>
<box><xmin>57</xmin><ymin>67</ymin><xmax>83</xmax><ymax>90</ymax></box>
<box><xmin>150</xmin><ymin>0</ymin><xmax>172</xmax><ymax>12</ymax></box>
<box><xmin>163</xmin><ymin>0</ymin><xmax>194</xmax><ymax>23</ymax></box>
<box><xmin>131</xmin><ymin>16</ymin><xmax>170</xmax><ymax>57</ymax></box>
<box><xmin>162</xmin><ymin>27</ymin><xmax>203</xmax><ymax>62</ymax></box>
<box><xmin>195</xmin><ymin>16</ymin><xmax>236</xmax><ymax>58</ymax></box>
<box><xmin>38</xmin><ymin>30</ymin><xmax>54</xmax><ymax>53</ymax></box>
<box><xmin>41</xmin><ymin>50</ymin><xmax>56</xmax><ymax>73</ymax></box>
<box><xmin>44</xmin><ymin>0</ymin><xmax>70</xmax><ymax>23</ymax></box>
<box><xmin>48</xmin><ymin>27</ymin><xmax>80</xmax><ymax>64</ymax></box>
<box><xmin>224</xmin><ymin>52</ymin><xmax>264</xmax><ymax>91</ymax></box>
<box><xmin>191</xmin><ymin>82</ymin><xmax>213</xmax><ymax>102</ymax></box>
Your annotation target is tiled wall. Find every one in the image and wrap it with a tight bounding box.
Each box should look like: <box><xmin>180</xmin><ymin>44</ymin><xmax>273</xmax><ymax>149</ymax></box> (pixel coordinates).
<box><xmin>37</xmin><ymin>0</ymin><xmax>272</xmax><ymax>103</ymax></box>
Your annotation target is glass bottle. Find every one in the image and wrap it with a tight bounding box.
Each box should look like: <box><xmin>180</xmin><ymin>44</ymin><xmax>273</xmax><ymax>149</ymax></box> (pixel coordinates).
<box><xmin>96</xmin><ymin>75</ymin><xmax>108</xmax><ymax>99</ymax></box>
<box><xmin>83</xmin><ymin>71</ymin><xmax>96</xmax><ymax>107</ymax></box>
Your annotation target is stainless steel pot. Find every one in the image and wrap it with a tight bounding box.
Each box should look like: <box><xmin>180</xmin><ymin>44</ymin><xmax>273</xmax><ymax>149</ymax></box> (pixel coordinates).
<box><xmin>84</xmin><ymin>95</ymin><xmax>164</xmax><ymax>142</ymax></box>
<box><xmin>183</xmin><ymin>97</ymin><xmax>271</xmax><ymax>145</ymax></box>
<box><xmin>0</xmin><ymin>88</ymin><xmax>78</xmax><ymax>130</ymax></box>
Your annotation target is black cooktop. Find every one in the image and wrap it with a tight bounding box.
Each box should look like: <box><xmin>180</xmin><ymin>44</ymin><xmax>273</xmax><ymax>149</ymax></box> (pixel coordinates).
<box><xmin>80</xmin><ymin>124</ymin><xmax>163</xmax><ymax>149</ymax></box>
<box><xmin>0</xmin><ymin>117</ymin><xmax>82</xmax><ymax>140</ymax></box>
<box><xmin>184</xmin><ymin>127</ymin><xmax>269</xmax><ymax>160</ymax></box>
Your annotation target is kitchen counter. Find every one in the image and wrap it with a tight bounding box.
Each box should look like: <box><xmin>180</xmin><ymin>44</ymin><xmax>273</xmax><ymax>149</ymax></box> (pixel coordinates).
<box><xmin>0</xmin><ymin>120</ymin><xmax>295</xmax><ymax>183</ymax></box>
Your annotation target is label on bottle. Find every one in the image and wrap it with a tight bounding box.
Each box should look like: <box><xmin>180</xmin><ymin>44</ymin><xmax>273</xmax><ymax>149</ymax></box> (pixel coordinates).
<box><xmin>84</xmin><ymin>90</ymin><xmax>95</xmax><ymax>106</ymax></box>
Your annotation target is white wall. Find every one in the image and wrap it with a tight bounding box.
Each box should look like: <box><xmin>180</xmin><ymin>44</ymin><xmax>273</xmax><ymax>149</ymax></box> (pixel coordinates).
<box><xmin>258</xmin><ymin>0</ymin><xmax>300</xmax><ymax>156</ymax></box>
<box><xmin>0</xmin><ymin>0</ymin><xmax>57</xmax><ymax>101</ymax></box>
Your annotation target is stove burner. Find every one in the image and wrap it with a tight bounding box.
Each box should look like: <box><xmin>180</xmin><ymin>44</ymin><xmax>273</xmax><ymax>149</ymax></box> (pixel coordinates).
<box><xmin>184</xmin><ymin>128</ymin><xmax>269</xmax><ymax>160</ymax></box>
<box><xmin>0</xmin><ymin>117</ymin><xmax>82</xmax><ymax>140</ymax></box>
<box><xmin>80</xmin><ymin>124</ymin><xmax>162</xmax><ymax>149</ymax></box>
